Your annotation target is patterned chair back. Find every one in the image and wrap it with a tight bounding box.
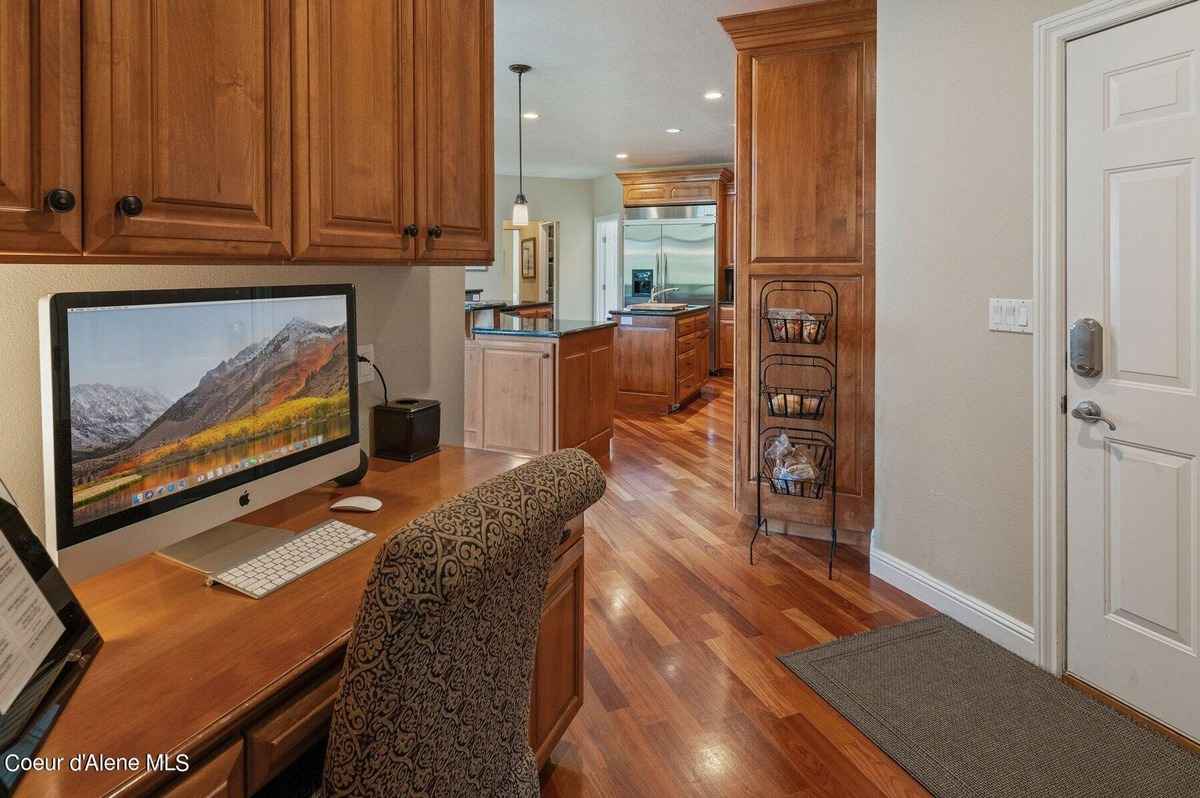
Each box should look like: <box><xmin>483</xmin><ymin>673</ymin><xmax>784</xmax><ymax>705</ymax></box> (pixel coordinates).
<box><xmin>323</xmin><ymin>448</ymin><xmax>606</xmax><ymax>797</ymax></box>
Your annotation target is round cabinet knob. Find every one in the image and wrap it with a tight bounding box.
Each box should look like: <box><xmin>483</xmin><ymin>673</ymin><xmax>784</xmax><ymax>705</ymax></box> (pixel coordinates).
<box><xmin>45</xmin><ymin>188</ymin><xmax>76</xmax><ymax>214</ymax></box>
<box><xmin>403</xmin><ymin>224</ymin><xmax>419</xmax><ymax>237</ymax></box>
<box><xmin>117</xmin><ymin>195</ymin><xmax>144</xmax><ymax>217</ymax></box>
<box><xmin>428</xmin><ymin>225</ymin><xmax>443</xmax><ymax>239</ymax></box>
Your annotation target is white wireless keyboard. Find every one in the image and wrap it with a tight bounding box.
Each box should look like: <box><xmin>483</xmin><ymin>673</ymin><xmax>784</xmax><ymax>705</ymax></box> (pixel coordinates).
<box><xmin>208</xmin><ymin>519</ymin><xmax>375</xmax><ymax>599</ymax></box>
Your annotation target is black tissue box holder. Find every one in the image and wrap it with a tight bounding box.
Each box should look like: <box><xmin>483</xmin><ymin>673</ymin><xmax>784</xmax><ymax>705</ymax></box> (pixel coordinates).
<box><xmin>371</xmin><ymin>398</ymin><xmax>441</xmax><ymax>462</ymax></box>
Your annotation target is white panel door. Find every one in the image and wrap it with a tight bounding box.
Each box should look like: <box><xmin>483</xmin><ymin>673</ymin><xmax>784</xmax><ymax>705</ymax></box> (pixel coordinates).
<box><xmin>1067</xmin><ymin>1</ymin><xmax>1200</xmax><ymax>740</ymax></box>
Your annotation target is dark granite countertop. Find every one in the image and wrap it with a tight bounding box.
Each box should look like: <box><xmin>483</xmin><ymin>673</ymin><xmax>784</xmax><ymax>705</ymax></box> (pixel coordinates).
<box><xmin>502</xmin><ymin>301</ymin><xmax>553</xmax><ymax>311</ymax></box>
<box><xmin>609</xmin><ymin>303</ymin><xmax>711</xmax><ymax>317</ymax></box>
<box><xmin>465</xmin><ymin>300</ymin><xmax>508</xmax><ymax>311</ymax></box>
<box><xmin>473</xmin><ymin>317</ymin><xmax>617</xmax><ymax>338</ymax></box>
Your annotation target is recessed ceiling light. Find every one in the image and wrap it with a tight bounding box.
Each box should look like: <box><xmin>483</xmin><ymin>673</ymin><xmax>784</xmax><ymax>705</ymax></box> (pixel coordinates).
<box><xmin>615</xmin><ymin>153</ymin><xmax>629</xmax><ymax>159</ymax></box>
<box><xmin>522</xmin><ymin>111</ymin><xmax>540</xmax><ymax>120</ymax></box>
<box><xmin>665</xmin><ymin>128</ymin><xmax>682</xmax><ymax>134</ymax></box>
<box><xmin>704</xmin><ymin>90</ymin><xmax>724</xmax><ymax>100</ymax></box>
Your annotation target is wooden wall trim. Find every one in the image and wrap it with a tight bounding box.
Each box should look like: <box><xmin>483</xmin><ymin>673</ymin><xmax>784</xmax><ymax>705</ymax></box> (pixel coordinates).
<box><xmin>615</xmin><ymin>166</ymin><xmax>733</xmax><ymax>186</ymax></box>
<box><xmin>719</xmin><ymin>0</ymin><xmax>875</xmax><ymax>48</ymax></box>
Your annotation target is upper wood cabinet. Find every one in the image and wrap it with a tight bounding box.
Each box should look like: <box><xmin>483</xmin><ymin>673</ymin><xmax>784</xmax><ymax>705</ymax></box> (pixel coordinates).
<box><xmin>615</xmin><ymin>166</ymin><xmax>732</xmax><ymax>208</ymax></box>
<box><xmin>293</xmin><ymin>0</ymin><xmax>417</xmax><ymax>260</ymax></box>
<box><xmin>724</xmin><ymin>2</ymin><xmax>873</xmax><ymax>268</ymax></box>
<box><xmin>413</xmin><ymin>0</ymin><xmax>494</xmax><ymax>262</ymax></box>
<box><xmin>0</xmin><ymin>0</ymin><xmax>492</xmax><ymax>264</ymax></box>
<box><xmin>0</xmin><ymin>0</ymin><xmax>82</xmax><ymax>255</ymax></box>
<box><xmin>83</xmin><ymin>0</ymin><xmax>293</xmax><ymax>258</ymax></box>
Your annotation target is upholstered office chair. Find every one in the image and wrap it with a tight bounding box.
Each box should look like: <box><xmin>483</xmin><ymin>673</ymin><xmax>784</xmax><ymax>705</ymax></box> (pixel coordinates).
<box><xmin>268</xmin><ymin>448</ymin><xmax>606</xmax><ymax>798</ymax></box>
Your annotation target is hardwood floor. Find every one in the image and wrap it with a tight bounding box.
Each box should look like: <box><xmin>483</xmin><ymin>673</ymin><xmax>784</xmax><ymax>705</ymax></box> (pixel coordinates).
<box><xmin>541</xmin><ymin>377</ymin><xmax>935</xmax><ymax>797</ymax></box>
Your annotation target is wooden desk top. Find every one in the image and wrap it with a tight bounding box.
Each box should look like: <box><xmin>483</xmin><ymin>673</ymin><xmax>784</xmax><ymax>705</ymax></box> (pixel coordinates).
<box><xmin>19</xmin><ymin>447</ymin><xmax>525</xmax><ymax>798</ymax></box>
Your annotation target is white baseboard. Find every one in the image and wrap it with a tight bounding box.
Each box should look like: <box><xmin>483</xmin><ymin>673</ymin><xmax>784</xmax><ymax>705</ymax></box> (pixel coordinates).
<box><xmin>870</xmin><ymin>543</ymin><xmax>1037</xmax><ymax>664</ymax></box>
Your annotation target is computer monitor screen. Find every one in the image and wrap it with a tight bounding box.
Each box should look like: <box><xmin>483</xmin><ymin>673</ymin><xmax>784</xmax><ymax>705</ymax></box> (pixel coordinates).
<box><xmin>43</xmin><ymin>286</ymin><xmax>358</xmax><ymax>552</ymax></box>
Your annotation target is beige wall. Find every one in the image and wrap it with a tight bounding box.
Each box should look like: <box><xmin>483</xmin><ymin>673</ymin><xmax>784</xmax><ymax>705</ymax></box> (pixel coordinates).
<box><xmin>0</xmin><ymin>262</ymin><xmax>464</xmax><ymax>540</ymax></box>
<box><xmin>591</xmin><ymin>174</ymin><xmax>623</xmax><ymax>219</ymax></box>
<box><xmin>467</xmin><ymin>174</ymin><xmax>596</xmax><ymax>320</ymax></box>
<box><xmin>875</xmin><ymin>0</ymin><xmax>1079</xmax><ymax>624</ymax></box>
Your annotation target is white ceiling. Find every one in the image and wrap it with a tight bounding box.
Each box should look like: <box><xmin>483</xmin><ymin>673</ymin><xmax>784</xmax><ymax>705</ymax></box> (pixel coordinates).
<box><xmin>494</xmin><ymin>0</ymin><xmax>784</xmax><ymax>179</ymax></box>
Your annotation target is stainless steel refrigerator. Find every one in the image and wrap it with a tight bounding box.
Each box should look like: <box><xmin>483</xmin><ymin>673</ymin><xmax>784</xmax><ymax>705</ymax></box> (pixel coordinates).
<box><xmin>622</xmin><ymin>203</ymin><xmax>717</xmax><ymax>369</ymax></box>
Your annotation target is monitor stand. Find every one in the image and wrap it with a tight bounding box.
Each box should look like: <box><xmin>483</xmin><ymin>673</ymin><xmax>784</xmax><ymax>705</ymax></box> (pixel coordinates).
<box><xmin>157</xmin><ymin>521</ymin><xmax>296</xmax><ymax>575</ymax></box>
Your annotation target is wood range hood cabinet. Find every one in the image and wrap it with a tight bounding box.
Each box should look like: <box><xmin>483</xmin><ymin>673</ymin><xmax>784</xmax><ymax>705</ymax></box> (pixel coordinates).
<box><xmin>0</xmin><ymin>0</ymin><xmax>493</xmax><ymax>264</ymax></box>
<box><xmin>720</xmin><ymin>0</ymin><xmax>876</xmax><ymax>537</ymax></box>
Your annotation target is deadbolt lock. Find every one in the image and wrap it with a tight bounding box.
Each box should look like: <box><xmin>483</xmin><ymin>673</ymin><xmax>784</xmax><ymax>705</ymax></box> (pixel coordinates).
<box><xmin>1069</xmin><ymin>318</ymin><xmax>1103</xmax><ymax>378</ymax></box>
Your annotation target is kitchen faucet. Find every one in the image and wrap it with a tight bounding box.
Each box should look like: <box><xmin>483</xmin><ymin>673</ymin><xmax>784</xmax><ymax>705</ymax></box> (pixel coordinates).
<box><xmin>650</xmin><ymin>286</ymin><xmax>680</xmax><ymax>302</ymax></box>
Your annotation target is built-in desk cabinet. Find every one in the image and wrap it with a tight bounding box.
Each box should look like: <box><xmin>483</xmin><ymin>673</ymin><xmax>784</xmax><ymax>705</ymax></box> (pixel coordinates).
<box><xmin>0</xmin><ymin>0</ymin><xmax>493</xmax><ymax>263</ymax></box>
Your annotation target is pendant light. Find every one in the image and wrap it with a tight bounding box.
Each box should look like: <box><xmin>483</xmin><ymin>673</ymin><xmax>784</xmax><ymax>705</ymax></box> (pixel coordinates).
<box><xmin>510</xmin><ymin>64</ymin><xmax>532</xmax><ymax>226</ymax></box>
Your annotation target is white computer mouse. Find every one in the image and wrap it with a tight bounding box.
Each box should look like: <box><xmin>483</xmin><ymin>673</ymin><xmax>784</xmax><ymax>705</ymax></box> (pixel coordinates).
<box><xmin>331</xmin><ymin>495</ymin><xmax>383</xmax><ymax>513</ymax></box>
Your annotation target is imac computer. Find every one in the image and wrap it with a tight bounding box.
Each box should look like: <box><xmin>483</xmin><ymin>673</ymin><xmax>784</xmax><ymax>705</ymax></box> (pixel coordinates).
<box><xmin>39</xmin><ymin>285</ymin><xmax>363</xmax><ymax>583</ymax></box>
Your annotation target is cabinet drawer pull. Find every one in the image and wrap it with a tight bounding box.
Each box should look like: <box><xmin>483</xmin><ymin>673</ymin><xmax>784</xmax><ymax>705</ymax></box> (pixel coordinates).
<box><xmin>45</xmin><ymin>188</ymin><xmax>76</xmax><ymax>214</ymax></box>
<box><xmin>428</xmin><ymin>225</ymin><xmax>443</xmax><ymax>238</ymax></box>
<box><xmin>117</xmin><ymin>195</ymin><xmax>144</xmax><ymax>217</ymax></box>
<box><xmin>403</xmin><ymin>224</ymin><xmax>419</xmax><ymax>237</ymax></box>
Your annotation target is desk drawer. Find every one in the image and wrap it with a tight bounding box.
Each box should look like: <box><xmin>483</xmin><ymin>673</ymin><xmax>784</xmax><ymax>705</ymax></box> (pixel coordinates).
<box><xmin>161</xmin><ymin>738</ymin><xmax>244</xmax><ymax>798</ymax></box>
<box><xmin>245</xmin><ymin>669</ymin><xmax>341</xmax><ymax>793</ymax></box>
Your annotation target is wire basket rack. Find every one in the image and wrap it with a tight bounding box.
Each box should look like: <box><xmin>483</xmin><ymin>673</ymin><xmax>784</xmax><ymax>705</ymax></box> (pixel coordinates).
<box><xmin>761</xmin><ymin>354</ymin><xmax>835</xmax><ymax>421</ymax></box>
<box><xmin>761</xmin><ymin>428</ymin><xmax>834</xmax><ymax>499</ymax></box>
<box><xmin>753</xmin><ymin>280</ymin><xmax>839</xmax><ymax>577</ymax></box>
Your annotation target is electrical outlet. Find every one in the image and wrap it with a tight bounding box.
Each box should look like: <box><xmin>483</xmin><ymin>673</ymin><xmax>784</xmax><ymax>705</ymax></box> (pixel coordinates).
<box><xmin>988</xmin><ymin>299</ymin><xmax>1034</xmax><ymax>335</ymax></box>
<box><xmin>357</xmin><ymin>344</ymin><xmax>375</xmax><ymax>384</ymax></box>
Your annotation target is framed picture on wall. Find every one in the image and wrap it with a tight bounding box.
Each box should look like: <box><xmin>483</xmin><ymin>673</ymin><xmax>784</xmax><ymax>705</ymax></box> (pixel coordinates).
<box><xmin>520</xmin><ymin>237</ymin><xmax>537</xmax><ymax>279</ymax></box>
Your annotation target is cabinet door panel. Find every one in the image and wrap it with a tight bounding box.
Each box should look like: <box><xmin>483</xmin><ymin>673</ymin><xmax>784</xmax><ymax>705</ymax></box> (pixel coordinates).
<box><xmin>480</xmin><ymin>343</ymin><xmax>553</xmax><ymax>456</ymax></box>
<box><xmin>414</xmin><ymin>0</ymin><xmax>493</xmax><ymax>262</ymax></box>
<box><xmin>0</xmin><ymin>0</ymin><xmax>81</xmax><ymax>254</ymax></box>
<box><xmin>84</xmin><ymin>0</ymin><xmax>291</xmax><ymax>256</ymax></box>
<box><xmin>530</xmin><ymin>539</ymin><xmax>583</xmax><ymax>767</ymax></box>
<box><xmin>748</xmin><ymin>42</ymin><xmax>864</xmax><ymax>264</ymax></box>
<box><xmin>719</xmin><ymin>319</ymin><xmax>735</xmax><ymax>370</ymax></box>
<box><xmin>293</xmin><ymin>0</ymin><xmax>416</xmax><ymax>260</ymax></box>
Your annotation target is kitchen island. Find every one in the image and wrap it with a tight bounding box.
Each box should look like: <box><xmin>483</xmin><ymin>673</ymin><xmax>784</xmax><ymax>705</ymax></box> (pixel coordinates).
<box><xmin>465</xmin><ymin>317</ymin><xmax>615</xmax><ymax>461</ymax></box>
<box><xmin>610</xmin><ymin>304</ymin><xmax>711</xmax><ymax>413</ymax></box>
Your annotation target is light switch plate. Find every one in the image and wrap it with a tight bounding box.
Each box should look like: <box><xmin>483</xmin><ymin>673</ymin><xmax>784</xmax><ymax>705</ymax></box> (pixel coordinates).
<box><xmin>989</xmin><ymin>299</ymin><xmax>1033</xmax><ymax>335</ymax></box>
<box><xmin>357</xmin><ymin>344</ymin><xmax>375</xmax><ymax>383</ymax></box>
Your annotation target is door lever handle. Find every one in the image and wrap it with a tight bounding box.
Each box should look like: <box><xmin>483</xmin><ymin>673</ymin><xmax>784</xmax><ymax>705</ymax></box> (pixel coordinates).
<box><xmin>1071</xmin><ymin>400</ymin><xmax>1116</xmax><ymax>431</ymax></box>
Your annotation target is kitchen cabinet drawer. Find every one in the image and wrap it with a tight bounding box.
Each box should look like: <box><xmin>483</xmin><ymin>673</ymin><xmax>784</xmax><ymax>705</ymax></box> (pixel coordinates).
<box><xmin>677</xmin><ymin>315</ymin><xmax>700</xmax><ymax>338</ymax></box>
<box><xmin>719</xmin><ymin>305</ymin><xmax>735</xmax><ymax>322</ymax></box>
<box><xmin>676</xmin><ymin>348</ymin><xmax>697</xmax><ymax>385</ymax></box>
<box><xmin>160</xmin><ymin>738</ymin><xmax>244</xmax><ymax>798</ymax></box>
<box><xmin>245</xmin><ymin>668</ymin><xmax>341</xmax><ymax>794</ymax></box>
<box><xmin>677</xmin><ymin>332</ymin><xmax>698</xmax><ymax>354</ymax></box>
<box><xmin>676</xmin><ymin>372</ymin><xmax>698</xmax><ymax>402</ymax></box>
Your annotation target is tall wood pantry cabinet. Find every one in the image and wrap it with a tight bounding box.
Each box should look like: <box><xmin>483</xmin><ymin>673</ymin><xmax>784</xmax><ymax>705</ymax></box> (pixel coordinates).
<box><xmin>0</xmin><ymin>0</ymin><xmax>493</xmax><ymax>264</ymax></box>
<box><xmin>721</xmin><ymin>0</ymin><xmax>876</xmax><ymax>537</ymax></box>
